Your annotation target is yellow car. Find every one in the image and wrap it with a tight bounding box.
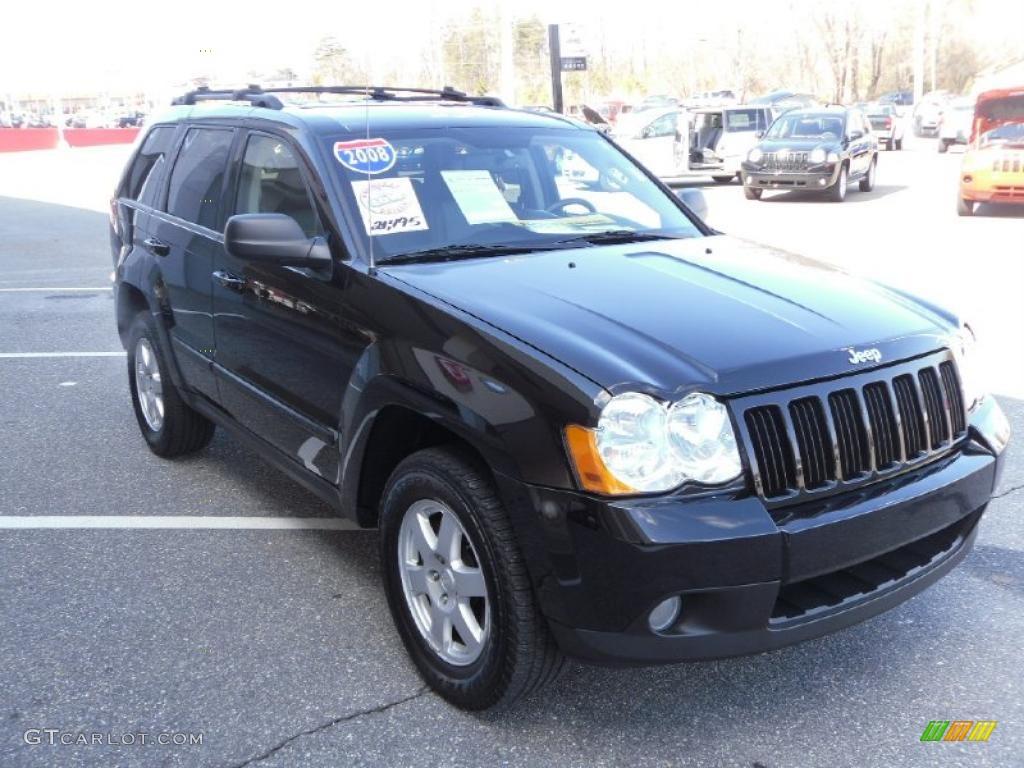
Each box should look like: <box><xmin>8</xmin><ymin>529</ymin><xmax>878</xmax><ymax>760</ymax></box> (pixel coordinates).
<box><xmin>958</xmin><ymin>87</ymin><xmax>1024</xmax><ymax>216</ymax></box>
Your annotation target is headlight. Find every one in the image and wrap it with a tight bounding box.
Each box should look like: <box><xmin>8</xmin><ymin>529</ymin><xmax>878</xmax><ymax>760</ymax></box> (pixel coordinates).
<box><xmin>748</xmin><ymin>147</ymin><xmax>763</xmax><ymax>163</ymax></box>
<box><xmin>565</xmin><ymin>392</ymin><xmax>742</xmax><ymax>494</ymax></box>
<box><xmin>809</xmin><ymin>147</ymin><xmax>826</xmax><ymax>163</ymax></box>
<box><xmin>952</xmin><ymin>323</ymin><xmax>985</xmax><ymax>412</ymax></box>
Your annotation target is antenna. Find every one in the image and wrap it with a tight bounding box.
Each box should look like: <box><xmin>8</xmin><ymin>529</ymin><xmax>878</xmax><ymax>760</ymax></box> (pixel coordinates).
<box><xmin>364</xmin><ymin>86</ymin><xmax>375</xmax><ymax>274</ymax></box>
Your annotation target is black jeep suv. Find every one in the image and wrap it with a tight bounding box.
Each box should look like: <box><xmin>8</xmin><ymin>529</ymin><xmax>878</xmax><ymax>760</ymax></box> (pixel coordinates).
<box><xmin>741</xmin><ymin>106</ymin><xmax>878</xmax><ymax>201</ymax></box>
<box><xmin>110</xmin><ymin>85</ymin><xmax>1009</xmax><ymax>710</ymax></box>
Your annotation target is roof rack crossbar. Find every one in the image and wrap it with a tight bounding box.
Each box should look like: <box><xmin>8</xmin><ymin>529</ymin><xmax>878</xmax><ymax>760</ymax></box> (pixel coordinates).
<box><xmin>171</xmin><ymin>84</ymin><xmax>505</xmax><ymax>109</ymax></box>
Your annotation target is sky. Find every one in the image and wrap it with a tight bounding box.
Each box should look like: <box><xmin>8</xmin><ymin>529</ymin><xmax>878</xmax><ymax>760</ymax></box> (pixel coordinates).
<box><xmin>3</xmin><ymin>0</ymin><xmax>1022</xmax><ymax>99</ymax></box>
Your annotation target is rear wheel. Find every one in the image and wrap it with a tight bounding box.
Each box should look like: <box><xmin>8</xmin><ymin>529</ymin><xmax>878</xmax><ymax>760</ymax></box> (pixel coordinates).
<box><xmin>957</xmin><ymin>196</ymin><xmax>975</xmax><ymax>216</ymax></box>
<box><xmin>894</xmin><ymin>137</ymin><xmax>903</xmax><ymax>150</ymax></box>
<box><xmin>380</xmin><ymin>446</ymin><xmax>564</xmax><ymax>710</ymax></box>
<box><xmin>938</xmin><ymin>139</ymin><xmax>949</xmax><ymax>154</ymax></box>
<box><xmin>744</xmin><ymin>185</ymin><xmax>762</xmax><ymax>200</ymax></box>
<box><xmin>828</xmin><ymin>165</ymin><xmax>848</xmax><ymax>202</ymax></box>
<box><xmin>127</xmin><ymin>313</ymin><xmax>214</xmax><ymax>457</ymax></box>
<box><xmin>711</xmin><ymin>175</ymin><xmax>734</xmax><ymax>183</ymax></box>
<box><xmin>859</xmin><ymin>156</ymin><xmax>877</xmax><ymax>192</ymax></box>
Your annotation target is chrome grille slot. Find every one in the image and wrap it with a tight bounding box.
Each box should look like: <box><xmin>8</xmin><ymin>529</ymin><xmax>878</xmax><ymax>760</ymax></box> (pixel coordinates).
<box><xmin>892</xmin><ymin>374</ymin><xmax>926</xmax><ymax>458</ymax></box>
<box><xmin>863</xmin><ymin>381</ymin><xmax>900</xmax><ymax>468</ymax></box>
<box><xmin>789</xmin><ymin>397</ymin><xmax>834</xmax><ymax>489</ymax></box>
<box><xmin>828</xmin><ymin>389</ymin><xmax>869</xmax><ymax>481</ymax></box>
<box><xmin>939</xmin><ymin>361</ymin><xmax>966</xmax><ymax>436</ymax></box>
<box><xmin>745</xmin><ymin>406</ymin><xmax>797</xmax><ymax>497</ymax></box>
<box><xmin>918</xmin><ymin>367</ymin><xmax>949</xmax><ymax>449</ymax></box>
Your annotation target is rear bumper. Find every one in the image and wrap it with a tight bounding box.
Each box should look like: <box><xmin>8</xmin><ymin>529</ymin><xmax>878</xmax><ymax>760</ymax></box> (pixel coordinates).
<box><xmin>496</xmin><ymin>398</ymin><xmax>1008</xmax><ymax>665</ymax></box>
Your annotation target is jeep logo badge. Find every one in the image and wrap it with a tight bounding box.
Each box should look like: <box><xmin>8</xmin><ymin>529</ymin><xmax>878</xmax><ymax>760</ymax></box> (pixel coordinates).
<box><xmin>848</xmin><ymin>347</ymin><xmax>882</xmax><ymax>364</ymax></box>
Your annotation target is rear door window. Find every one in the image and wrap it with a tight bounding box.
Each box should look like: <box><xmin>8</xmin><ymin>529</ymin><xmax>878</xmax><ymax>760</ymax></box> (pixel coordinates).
<box><xmin>122</xmin><ymin>126</ymin><xmax>176</xmax><ymax>207</ymax></box>
<box><xmin>165</xmin><ymin>127</ymin><xmax>234</xmax><ymax>230</ymax></box>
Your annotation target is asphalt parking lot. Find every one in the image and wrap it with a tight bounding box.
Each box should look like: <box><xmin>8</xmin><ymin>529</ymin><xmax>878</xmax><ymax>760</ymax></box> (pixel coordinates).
<box><xmin>1</xmin><ymin>139</ymin><xmax>1022</xmax><ymax>768</ymax></box>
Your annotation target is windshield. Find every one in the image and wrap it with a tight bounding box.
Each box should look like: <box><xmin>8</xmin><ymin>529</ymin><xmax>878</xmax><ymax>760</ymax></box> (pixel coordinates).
<box><xmin>765</xmin><ymin>113</ymin><xmax>845</xmax><ymax>140</ymax></box>
<box><xmin>326</xmin><ymin>126</ymin><xmax>702</xmax><ymax>262</ymax></box>
<box><xmin>978</xmin><ymin>122</ymin><xmax>1024</xmax><ymax>148</ymax></box>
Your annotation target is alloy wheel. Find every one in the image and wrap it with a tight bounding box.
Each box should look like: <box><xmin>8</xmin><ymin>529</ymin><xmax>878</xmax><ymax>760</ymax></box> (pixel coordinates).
<box><xmin>134</xmin><ymin>338</ymin><xmax>164</xmax><ymax>431</ymax></box>
<box><xmin>397</xmin><ymin>499</ymin><xmax>490</xmax><ymax>666</ymax></box>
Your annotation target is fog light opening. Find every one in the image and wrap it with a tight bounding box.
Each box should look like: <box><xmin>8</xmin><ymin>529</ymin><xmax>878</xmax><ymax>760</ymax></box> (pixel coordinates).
<box><xmin>818</xmin><ymin>178</ymin><xmax>827</xmax><ymax>186</ymax></box>
<box><xmin>648</xmin><ymin>596</ymin><xmax>682</xmax><ymax>633</ymax></box>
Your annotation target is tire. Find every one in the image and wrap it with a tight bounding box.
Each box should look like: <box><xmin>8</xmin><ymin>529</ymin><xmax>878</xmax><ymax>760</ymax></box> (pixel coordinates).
<box><xmin>380</xmin><ymin>446</ymin><xmax>564</xmax><ymax>710</ymax></box>
<box><xmin>828</xmin><ymin>164</ymin><xmax>848</xmax><ymax>202</ymax></box>
<box><xmin>711</xmin><ymin>175</ymin><xmax>734</xmax><ymax>183</ymax></box>
<box><xmin>127</xmin><ymin>313</ymin><xmax>215</xmax><ymax>457</ymax></box>
<box><xmin>894</xmin><ymin>137</ymin><xmax>903</xmax><ymax>150</ymax></box>
<box><xmin>859</xmin><ymin>156</ymin><xmax>877</xmax><ymax>192</ymax></box>
<box><xmin>744</xmin><ymin>185</ymin><xmax>762</xmax><ymax>200</ymax></box>
<box><xmin>883</xmin><ymin>140</ymin><xmax>891</xmax><ymax>151</ymax></box>
<box><xmin>938</xmin><ymin>139</ymin><xmax>949</xmax><ymax>154</ymax></box>
<box><xmin>957</xmin><ymin>196</ymin><xmax>974</xmax><ymax>216</ymax></box>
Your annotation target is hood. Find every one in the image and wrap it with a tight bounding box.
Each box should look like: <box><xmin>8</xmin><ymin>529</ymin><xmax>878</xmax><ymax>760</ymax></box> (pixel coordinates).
<box><xmin>383</xmin><ymin>235</ymin><xmax>955</xmax><ymax>396</ymax></box>
<box><xmin>757</xmin><ymin>137</ymin><xmax>841</xmax><ymax>152</ymax></box>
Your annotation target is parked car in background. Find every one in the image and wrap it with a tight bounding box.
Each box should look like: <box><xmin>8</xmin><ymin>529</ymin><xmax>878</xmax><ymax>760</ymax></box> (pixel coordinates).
<box><xmin>865</xmin><ymin>103</ymin><xmax>906</xmax><ymax>150</ymax></box>
<box><xmin>741</xmin><ymin>106</ymin><xmax>878</xmax><ymax>202</ymax></box>
<box><xmin>684</xmin><ymin>90</ymin><xmax>739</xmax><ymax>108</ymax></box>
<box><xmin>690</xmin><ymin>104</ymin><xmax>777</xmax><ymax>182</ymax></box>
<box><xmin>637</xmin><ymin>94</ymin><xmax>679</xmax><ymax>112</ymax></box>
<box><xmin>957</xmin><ymin>87</ymin><xmax>1024</xmax><ymax>215</ymax></box>
<box><xmin>613</xmin><ymin>103</ymin><xmax>774</xmax><ymax>181</ymax></box>
<box><xmin>879</xmin><ymin>90</ymin><xmax>914</xmax><ymax>109</ymax></box>
<box><xmin>597</xmin><ymin>100</ymin><xmax>632</xmax><ymax>125</ymax></box>
<box><xmin>914</xmin><ymin>92</ymin><xmax>950</xmax><ymax>136</ymax></box>
<box><xmin>938</xmin><ymin>97</ymin><xmax>975</xmax><ymax>153</ymax></box>
<box><xmin>748</xmin><ymin>90</ymin><xmax>819</xmax><ymax>111</ymax></box>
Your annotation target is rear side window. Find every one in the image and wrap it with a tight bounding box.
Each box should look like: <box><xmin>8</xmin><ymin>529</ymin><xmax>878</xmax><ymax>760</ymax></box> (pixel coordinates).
<box><xmin>166</xmin><ymin>127</ymin><xmax>234</xmax><ymax>229</ymax></box>
<box><xmin>234</xmin><ymin>134</ymin><xmax>322</xmax><ymax>237</ymax></box>
<box><xmin>122</xmin><ymin>126</ymin><xmax>175</xmax><ymax>206</ymax></box>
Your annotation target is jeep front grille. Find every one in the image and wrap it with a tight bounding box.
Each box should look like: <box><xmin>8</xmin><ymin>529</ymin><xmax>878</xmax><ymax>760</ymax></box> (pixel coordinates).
<box><xmin>738</xmin><ymin>353</ymin><xmax>967</xmax><ymax>505</ymax></box>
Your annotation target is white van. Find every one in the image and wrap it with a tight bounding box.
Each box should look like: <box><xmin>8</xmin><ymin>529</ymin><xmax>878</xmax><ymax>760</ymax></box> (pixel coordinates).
<box><xmin>613</xmin><ymin>105</ymin><xmax>777</xmax><ymax>181</ymax></box>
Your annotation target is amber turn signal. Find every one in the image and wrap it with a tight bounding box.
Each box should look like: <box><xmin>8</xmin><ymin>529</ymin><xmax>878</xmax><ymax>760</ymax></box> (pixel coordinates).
<box><xmin>564</xmin><ymin>424</ymin><xmax>637</xmax><ymax>495</ymax></box>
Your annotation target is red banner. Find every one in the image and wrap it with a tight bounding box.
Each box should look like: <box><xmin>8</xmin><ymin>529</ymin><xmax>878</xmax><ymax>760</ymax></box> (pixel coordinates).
<box><xmin>64</xmin><ymin>128</ymin><xmax>140</xmax><ymax>147</ymax></box>
<box><xmin>0</xmin><ymin>128</ymin><xmax>59</xmax><ymax>152</ymax></box>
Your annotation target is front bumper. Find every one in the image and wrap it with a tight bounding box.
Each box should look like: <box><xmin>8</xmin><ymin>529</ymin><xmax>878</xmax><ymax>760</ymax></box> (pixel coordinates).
<box><xmin>496</xmin><ymin>398</ymin><xmax>1008</xmax><ymax>665</ymax></box>
<box><xmin>741</xmin><ymin>162</ymin><xmax>841</xmax><ymax>191</ymax></box>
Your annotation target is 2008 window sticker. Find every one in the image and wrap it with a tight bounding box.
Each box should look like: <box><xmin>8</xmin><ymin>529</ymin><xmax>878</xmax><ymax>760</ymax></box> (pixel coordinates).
<box><xmin>351</xmin><ymin>177</ymin><xmax>430</xmax><ymax>236</ymax></box>
<box><xmin>334</xmin><ymin>138</ymin><xmax>396</xmax><ymax>175</ymax></box>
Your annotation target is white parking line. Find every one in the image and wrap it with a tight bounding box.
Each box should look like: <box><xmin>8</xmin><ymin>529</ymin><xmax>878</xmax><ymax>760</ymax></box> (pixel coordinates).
<box><xmin>0</xmin><ymin>516</ymin><xmax>359</xmax><ymax>530</ymax></box>
<box><xmin>0</xmin><ymin>352</ymin><xmax>125</xmax><ymax>358</ymax></box>
<box><xmin>0</xmin><ymin>287</ymin><xmax>112</xmax><ymax>292</ymax></box>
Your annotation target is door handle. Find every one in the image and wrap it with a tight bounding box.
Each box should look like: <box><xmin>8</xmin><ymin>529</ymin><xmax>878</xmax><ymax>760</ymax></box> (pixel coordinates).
<box><xmin>212</xmin><ymin>270</ymin><xmax>246</xmax><ymax>291</ymax></box>
<box><xmin>143</xmin><ymin>237</ymin><xmax>170</xmax><ymax>257</ymax></box>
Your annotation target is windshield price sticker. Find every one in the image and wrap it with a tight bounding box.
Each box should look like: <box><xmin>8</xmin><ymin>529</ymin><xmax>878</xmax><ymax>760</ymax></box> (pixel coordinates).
<box><xmin>334</xmin><ymin>138</ymin><xmax>396</xmax><ymax>174</ymax></box>
<box><xmin>351</xmin><ymin>177</ymin><xmax>429</xmax><ymax>236</ymax></box>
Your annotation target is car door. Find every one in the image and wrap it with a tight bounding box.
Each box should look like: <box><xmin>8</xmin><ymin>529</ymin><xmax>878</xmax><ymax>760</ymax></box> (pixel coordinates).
<box><xmin>629</xmin><ymin>111</ymin><xmax>682</xmax><ymax>176</ymax></box>
<box><xmin>150</xmin><ymin>125</ymin><xmax>235</xmax><ymax>401</ymax></box>
<box><xmin>211</xmin><ymin>130</ymin><xmax>362</xmax><ymax>482</ymax></box>
<box><xmin>845</xmin><ymin>110</ymin><xmax>872</xmax><ymax>176</ymax></box>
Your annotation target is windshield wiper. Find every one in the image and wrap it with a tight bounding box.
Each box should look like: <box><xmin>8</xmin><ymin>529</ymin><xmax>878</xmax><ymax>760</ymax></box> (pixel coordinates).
<box><xmin>380</xmin><ymin>242</ymin><xmax>576</xmax><ymax>265</ymax></box>
<box><xmin>551</xmin><ymin>230</ymin><xmax>687</xmax><ymax>247</ymax></box>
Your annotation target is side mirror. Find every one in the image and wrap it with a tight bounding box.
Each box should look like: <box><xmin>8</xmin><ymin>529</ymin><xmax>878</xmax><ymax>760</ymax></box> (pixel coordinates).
<box><xmin>224</xmin><ymin>214</ymin><xmax>330</xmax><ymax>268</ymax></box>
<box><xmin>675</xmin><ymin>187</ymin><xmax>708</xmax><ymax>220</ymax></box>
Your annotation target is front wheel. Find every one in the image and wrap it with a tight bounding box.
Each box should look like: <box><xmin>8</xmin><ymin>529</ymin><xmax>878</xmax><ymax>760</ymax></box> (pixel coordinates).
<box><xmin>711</xmin><ymin>175</ymin><xmax>734</xmax><ymax>183</ymax></box>
<box><xmin>859</xmin><ymin>157</ymin><xmax>877</xmax><ymax>192</ymax></box>
<box><xmin>380</xmin><ymin>446</ymin><xmax>564</xmax><ymax>710</ymax></box>
<box><xmin>828</xmin><ymin>165</ymin><xmax>848</xmax><ymax>202</ymax></box>
<box><xmin>938</xmin><ymin>139</ymin><xmax>950</xmax><ymax>154</ymax></box>
<box><xmin>957</xmin><ymin>196</ymin><xmax>975</xmax><ymax>216</ymax></box>
<box><xmin>744</xmin><ymin>184</ymin><xmax>762</xmax><ymax>200</ymax></box>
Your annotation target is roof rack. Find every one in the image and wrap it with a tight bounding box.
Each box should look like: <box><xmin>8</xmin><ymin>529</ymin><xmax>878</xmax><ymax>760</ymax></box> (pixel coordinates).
<box><xmin>171</xmin><ymin>84</ymin><xmax>506</xmax><ymax>109</ymax></box>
